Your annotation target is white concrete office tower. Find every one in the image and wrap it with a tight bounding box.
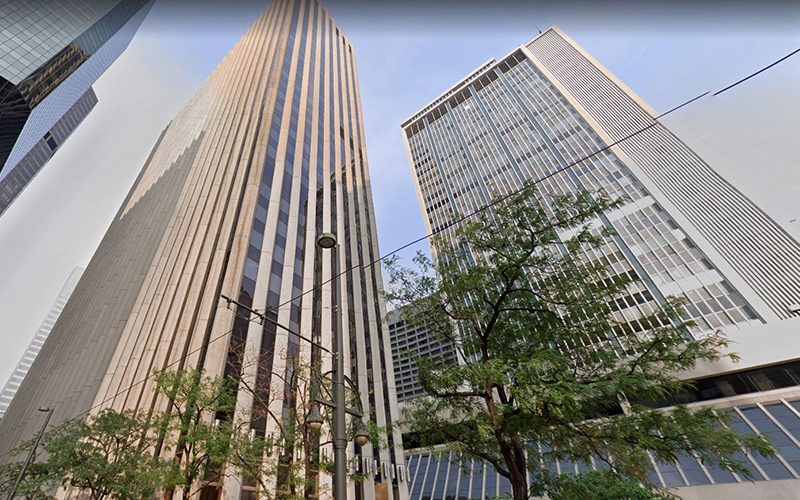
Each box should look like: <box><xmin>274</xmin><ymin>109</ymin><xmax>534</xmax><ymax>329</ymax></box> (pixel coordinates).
<box><xmin>0</xmin><ymin>1</ymin><xmax>406</xmax><ymax>498</ymax></box>
<box><xmin>401</xmin><ymin>27</ymin><xmax>800</xmax><ymax>498</ymax></box>
<box><xmin>403</xmin><ymin>28</ymin><xmax>800</xmax><ymax>335</ymax></box>
<box><xmin>0</xmin><ymin>267</ymin><xmax>83</xmax><ymax>419</ymax></box>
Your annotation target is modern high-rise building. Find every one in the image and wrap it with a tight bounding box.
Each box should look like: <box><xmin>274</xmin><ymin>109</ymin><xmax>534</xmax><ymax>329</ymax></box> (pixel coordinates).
<box><xmin>0</xmin><ymin>1</ymin><xmax>407</xmax><ymax>498</ymax></box>
<box><xmin>0</xmin><ymin>90</ymin><xmax>98</xmax><ymax>214</ymax></box>
<box><xmin>388</xmin><ymin>307</ymin><xmax>457</xmax><ymax>403</ymax></box>
<box><xmin>0</xmin><ymin>0</ymin><xmax>153</xmax><ymax>215</ymax></box>
<box><xmin>0</xmin><ymin>267</ymin><xmax>83</xmax><ymax>419</ymax></box>
<box><xmin>400</xmin><ymin>27</ymin><xmax>800</xmax><ymax>498</ymax></box>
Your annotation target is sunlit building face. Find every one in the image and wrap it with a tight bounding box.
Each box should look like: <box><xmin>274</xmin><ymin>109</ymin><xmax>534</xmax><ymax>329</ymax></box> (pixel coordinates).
<box><xmin>0</xmin><ymin>2</ymin><xmax>408</xmax><ymax>498</ymax></box>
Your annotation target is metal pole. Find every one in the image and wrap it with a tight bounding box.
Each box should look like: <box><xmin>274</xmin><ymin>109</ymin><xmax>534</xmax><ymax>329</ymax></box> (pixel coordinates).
<box><xmin>332</xmin><ymin>246</ymin><xmax>348</xmax><ymax>500</ymax></box>
<box><xmin>7</xmin><ymin>407</ymin><xmax>53</xmax><ymax>500</ymax></box>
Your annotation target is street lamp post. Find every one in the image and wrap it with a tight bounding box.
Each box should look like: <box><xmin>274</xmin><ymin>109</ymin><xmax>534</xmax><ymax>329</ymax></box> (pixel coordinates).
<box><xmin>316</xmin><ymin>232</ymin><xmax>348</xmax><ymax>500</ymax></box>
<box><xmin>221</xmin><ymin>233</ymin><xmax>366</xmax><ymax>499</ymax></box>
<box><xmin>7</xmin><ymin>407</ymin><xmax>54</xmax><ymax>500</ymax></box>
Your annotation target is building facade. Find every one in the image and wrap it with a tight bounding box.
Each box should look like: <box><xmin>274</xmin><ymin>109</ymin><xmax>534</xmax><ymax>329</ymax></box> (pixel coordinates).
<box><xmin>0</xmin><ymin>267</ymin><xmax>83</xmax><ymax>419</ymax></box>
<box><xmin>0</xmin><ymin>89</ymin><xmax>97</xmax><ymax>215</ymax></box>
<box><xmin>402</xmin><ymin>27</ymin><xmax>800</xmax><ymax>335</ymax></box>
<box><xmin>0</xmin><ymin>0</ymin><xmax>153</xmax><ymax>214</ymax></box>
<box><xmin>405</xmin><ymin>372</ymin><xmax>800</xmax><ymax>499</ymax></box>
<box><xmin>400</xmin><ymin>27</ymin><xmax>800</xmax><ymax>498</ymax></box>
<box><xmin>388</xmin><ymin>308</ymin><xmax>457</xmax><ymax>403</ymax></box>
<box><xmin>0</xmin><ymin>1</ymin><xmax>407</xmax><ymax>498</ymax></box>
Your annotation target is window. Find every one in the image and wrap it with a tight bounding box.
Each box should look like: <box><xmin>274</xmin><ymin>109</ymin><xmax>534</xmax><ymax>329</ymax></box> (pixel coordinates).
<box><xmin>44</xmin><ymin>132</ymin><xmax>57</xmax><ymax>151</ymax></box>
<box><xmin>639</xmin><ymin>360</ymin><xmax>800</xmax><ymax>407</ymax></box>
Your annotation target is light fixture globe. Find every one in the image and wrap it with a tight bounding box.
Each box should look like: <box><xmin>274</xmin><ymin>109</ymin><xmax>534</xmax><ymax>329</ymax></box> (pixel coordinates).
<box><xmin>317</xmin><ymin>232</ymin><xmax>337</xmax><ymax>249</ymax></box>
<box><xmin>354</xmin><ymin>422</ymin><xmax>369</xmax><ymax>447</ymax></box>
<box><xmin>307</xmin><ymin>406</ymin><xmax>324</xmax><ymax>433</ymax></box>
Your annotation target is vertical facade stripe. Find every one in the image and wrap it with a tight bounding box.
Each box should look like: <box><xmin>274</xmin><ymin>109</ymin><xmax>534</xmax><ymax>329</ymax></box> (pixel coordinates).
<box><xmin>0</xmin><ymin>3</ymin><xmax>408</xmax><ymax>499</ymax></box>
<box><xmin>525</xmin><ymin>28</ymin><xmax>800</xmax><ymax>320</ymax></box>
<box><xmin>402</xmin><ymin>32</ymin><xmax>776</xmax><ymax>341</ymax></box>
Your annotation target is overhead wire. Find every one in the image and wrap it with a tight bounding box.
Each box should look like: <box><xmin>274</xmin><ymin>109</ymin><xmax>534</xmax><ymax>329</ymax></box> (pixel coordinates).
<box><xmin>713</xmin><ymin>47</ymin><xmax>800</xmax><ymax>96</ymax></box>
<box><xmin>263</xmin><ymin>45</ymin><xmax>800</xmax><ymax>317</ymax></box>
<box><xmin>3</xmin><ymin>44</ymin><xmax>797</xmax><ymax>463</ymax></box>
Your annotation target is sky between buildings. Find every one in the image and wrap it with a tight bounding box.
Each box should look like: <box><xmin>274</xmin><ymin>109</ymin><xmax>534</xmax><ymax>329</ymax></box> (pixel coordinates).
<box><xmin>0</xmin><ymin>0</ymin><xmax>798</xmax><ymax>386</ymax></box>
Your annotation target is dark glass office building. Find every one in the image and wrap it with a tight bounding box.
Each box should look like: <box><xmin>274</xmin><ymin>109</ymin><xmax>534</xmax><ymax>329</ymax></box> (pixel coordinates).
<box><xmin>0</xmin><ymin>0</ymin><xmax>153</xmax><ymax>215</ymax></box>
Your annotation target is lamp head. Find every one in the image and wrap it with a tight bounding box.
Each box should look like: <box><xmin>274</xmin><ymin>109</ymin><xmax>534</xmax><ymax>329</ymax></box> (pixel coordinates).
<box><xmin>38</xmin><ymin>407</ymin><xmax>51</xmax><ymax>412</ymax></box>
<box><xmin>354</xmin><ymin>421</ymin><xmax>369</xmax><ymax>447</ymax></box>
<box><xmin>307</xmin><ymin>406</ymin><xmax>324</xmax><ymax>433</ymax></box>
<box><xmin>317</xmin><ymin>232</ymin><xmax>337</xmax><ymax>249</ymax></box>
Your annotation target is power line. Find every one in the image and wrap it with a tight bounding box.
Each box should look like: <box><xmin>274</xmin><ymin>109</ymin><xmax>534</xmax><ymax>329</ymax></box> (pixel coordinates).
<box><xmin>713</xmin><ymin>47</ymin><xmax>800</xmax><ymax>96</ymax></box>
<box><xmin>221</xmin><ymin>293</ymin><xmax>331</xmax><ymax>354</ymax></box>
<box><xmin>3</xmin><ymin>45</ymin><xmax>794</xmax><ymax>463</ymax></box>
<box><xmin>262</xmin><ymin>99</ymin><xmax>677</xmax><ymax>315</ymax></box>
<box><xmin>263</xmin><ymin>44</ymin><xmax>800</xmax><ymax>316</ymax></box>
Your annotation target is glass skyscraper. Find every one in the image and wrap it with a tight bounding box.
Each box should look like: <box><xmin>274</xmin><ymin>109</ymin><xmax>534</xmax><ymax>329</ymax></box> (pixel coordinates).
<box><xmin>0</xmin><ymin>88</ymin><xmax>97</xmax><ymax>215</ymax></box>
<box><xmin>400</xmin><ymin>27</ymin><xmax>800</xmax><ymax>498</ymax></box>
<box><xmin>0</xmin><ymin>1</ymin><xmax>407</xmax><ymax>498</ymax></box>
<box><xmin>0</xmin><ymin>0</ymin><xmax>153</xmax><ymax>214</ymax></box>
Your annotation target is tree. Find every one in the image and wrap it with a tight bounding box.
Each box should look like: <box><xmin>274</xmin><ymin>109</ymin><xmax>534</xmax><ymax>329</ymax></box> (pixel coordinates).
<box><xmin>154</xmin><ymin>369</ymin><xmax>238</xmax><ymax>500</ymax></box>
<box><xmin>0</xmin><ymin>421</ymin><xmax>80</xmax><ymax>499</ymax></box>
<box><xmin>0</xmin><ymin>409</ymin><xmax>167</xmax><ymax>500</ymax></box>
<box><xmin>225</xmin><ymin>353</ymin><xmax>323</xmax><ymax>499</ymax></box>
<box><xmin>552</xmin><ymin>470</ymin><xmax>673</xmax><ymax>500</ymax></box>
<box><xmin>154</xmin><ymin>357</ymin><xmax>328</xmax><ymax>500</ymax></box>
<box><xmin>384</xmin><ymin>186</ymin><xmax>774</xmax><ymax>499</ymax></box>
<box><xmin>1</xmin><ymin>359</ymin><xmax>382</xmax><ymax>500</ymax></box>
<box><xmin>226</xmin><ymin>351</ymin><xmax>374</xmax><ymax>499</ymax></box>
<box><xmin>56</xmin><ymin>409</ymin><xmax>167</xmax><ymax>499</ymax></box>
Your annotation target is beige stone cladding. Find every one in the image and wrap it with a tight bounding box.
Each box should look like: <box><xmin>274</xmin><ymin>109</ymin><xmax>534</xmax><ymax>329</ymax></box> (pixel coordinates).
<box><xmin>0</xmin><ymin>1</ymin><xmax>407</xmax><ymax>498</ymax></box>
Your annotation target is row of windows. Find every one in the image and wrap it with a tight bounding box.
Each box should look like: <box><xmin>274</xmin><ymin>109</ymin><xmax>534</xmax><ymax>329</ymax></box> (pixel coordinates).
<box><xmin>407</xmin><ymin>51</ymin><xmax>761</xmax><ymax>342</ymax></box>
<box><xmin>0</xmin><ymin>0</ymin><xmax>120</xmax><ymax>82</ymax></box>
<box><xmin>639</xmin><ymin>360</ymin><xmax>800</xmax><ymax>408</ymax></box>
<box><xmin>406</xmin><ymin>397</ymin><xmax>800</xmax><ymax>499</ymax></box>
<box><xmin>389</xmin><ymin>318</ymin><xmax>457</xmax><ymax>401</ymax></box>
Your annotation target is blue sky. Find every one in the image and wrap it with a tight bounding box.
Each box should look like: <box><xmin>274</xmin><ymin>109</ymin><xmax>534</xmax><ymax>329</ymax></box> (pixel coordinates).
<box><xmin>0</xmin><ymin>0</ymin><xmax>798</xmax><ymax>383</ymax></box>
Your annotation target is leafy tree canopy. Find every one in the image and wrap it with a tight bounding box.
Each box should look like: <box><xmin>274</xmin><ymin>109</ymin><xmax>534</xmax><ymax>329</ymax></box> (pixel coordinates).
<box><xmin>385</xmin><ymin>186</ymin><xmax>773</xmax><ymax>499</ymax></box>
<box><xmin>1</xmin><ymin>409</ymin><xmax>166</xmax><ymax>500</ymax></box>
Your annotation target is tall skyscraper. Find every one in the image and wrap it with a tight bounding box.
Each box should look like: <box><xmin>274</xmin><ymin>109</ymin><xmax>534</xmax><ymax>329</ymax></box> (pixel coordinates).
<box><xmin>0</xmin><ymin>267</ymin><xmax>83</xmax><ymax>419</ymax></box>
<box><xmin>400</xmin><ymin>27</ymin><xmax>800</xmax><ymax>498</ymax></box>
<box><xmin>402</xmin><ymin>27</ymin><xmax>800</xmax><ymax>336</ymax></box>
<box><xmin>0</xmin><ymin>0</ymin><xmax>153</xmax><ymax>215</ymax></box>
<box><xmin>0</xmin><ymin>1</ymin><xmax>407</xmax><ymax>498</ymax></box>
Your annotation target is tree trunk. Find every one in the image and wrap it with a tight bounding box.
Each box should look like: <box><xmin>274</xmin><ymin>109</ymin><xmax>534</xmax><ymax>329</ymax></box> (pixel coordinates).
<box><xmin>182</xmin><ymin>477</ymin><xmax>195</xmax><ymax>500</ymax></box>
<box><xmin>510</xmin><ymin>473</ymin><xmax>529</xmax><ymax>500</ymax></box>
<box><xmin>496</xmin><ymin>435</ymin><xmax>529</xmax><ymax>500</ymax></box>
